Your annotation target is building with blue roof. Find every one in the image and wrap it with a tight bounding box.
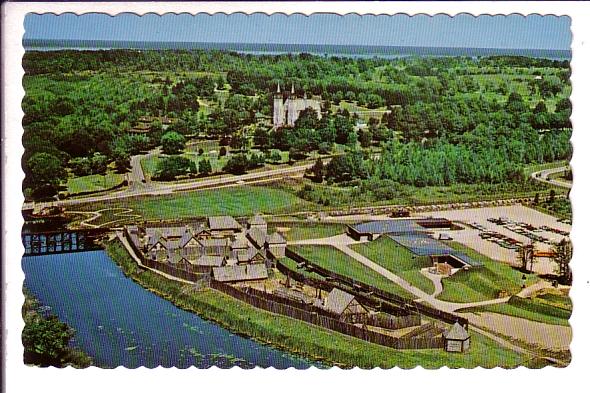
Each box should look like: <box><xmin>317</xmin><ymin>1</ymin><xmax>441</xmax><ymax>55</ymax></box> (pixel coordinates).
<box><xmin>347</xmin><ymin>219</ymin><xmax>483</xmax><ymax>271</ymax></box>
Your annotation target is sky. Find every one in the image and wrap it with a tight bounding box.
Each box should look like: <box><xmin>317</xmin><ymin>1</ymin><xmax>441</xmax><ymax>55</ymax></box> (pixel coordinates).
<box><xmin>24</xmin><ymin>13</ymin><xmax>571</xmax><ymax>50</ymax></box>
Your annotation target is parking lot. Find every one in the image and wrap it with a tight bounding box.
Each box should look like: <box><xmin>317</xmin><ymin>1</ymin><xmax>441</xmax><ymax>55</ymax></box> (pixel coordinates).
<box><xmin>417</xmin><ymin>205</ymin><xmax>571</xmax><ymax>275</ymax></box>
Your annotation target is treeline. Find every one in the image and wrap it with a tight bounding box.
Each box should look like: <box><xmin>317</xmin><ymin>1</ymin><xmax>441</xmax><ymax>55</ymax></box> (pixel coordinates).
<box><xmin>22</xmin><ymin>290</ymin><xmax>92</xmax><ymax>368</ymax></box>
<box><xmin>318</xmin><ymin>126</ymin><xmax>572</xmax><ymax>187</ymax></box>
<box><xmin>22</xmin><ymin>49</ymin><xmax>571</xmax><ymax>199</ymax></box>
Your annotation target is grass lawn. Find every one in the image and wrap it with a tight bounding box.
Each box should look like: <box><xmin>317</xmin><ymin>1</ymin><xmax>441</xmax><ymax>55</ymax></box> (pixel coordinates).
<box><xmin>106</xmin><ymin>240</ymin><xmax>527</xmax><ymax>368</ymax></box>
<box><xmin>80</xmin><ymin>185</ymin><xmax>313</xmax><ymax>220</ymax></box>
<box><xmin>66</xmin><ymin>172</ymin><xmax>124</xmax><ymax>194</ymax></box>
<box><xmin>289</xmin><ymin>244</ymin><xmax>413</xmax><ymax>298</ymax></box>
<box><xmin>350</xmin><ymin>237</ymin><xmax>435</xmax><ymax>295</ymax></box>
<box><xmin>271</xmin><ymin>222</ymin><xmax>346</xmax><ymax>242</ymax></box>
<box><xmin>279</xmin><ymin>257</ymin><xmax>329</xmax><ymax>281</ymax></box>
<box><xmin>437</xmin><ymin>242</ymin><xmax>538</xmax><ymax>303</ymax></box>
<box><xmin>460</xmin><ymin>296</ymin><xmax>571</xmax><ymax>326</ymax></box>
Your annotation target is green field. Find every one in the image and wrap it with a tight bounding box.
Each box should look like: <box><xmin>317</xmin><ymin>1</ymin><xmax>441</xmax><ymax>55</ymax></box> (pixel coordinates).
<box><xmin>289</xmin><ymin>244</ymin><xmax>413</xmax><ymax>298</ymax></box>
<box><xmin>79</xmin><ymin>185</ymin><xmax>312</xmax><ymax>220</ymax></box>
<box><xmin>350</xmin><ymin>237</ymin><xmax>435</xmax><ymax>295</ymax></box>
<box><xmin>460</xmin><ymin>295</ymin><xmax>571</xmax><ymax>326</ymax></box>
<box><xmin>437</xmin><ymin>242</ymin><xmax>538</xmax><ymax>303</ymax></box>
<box><xmin>66</xmin><ymin>172</ymin><xmax>125</xmax><ymax>194</ymax></box>
<box><xmin>106</xmin><ymin>240</ymin><xmax>528</xmax><ymax>369</ymax></box>
<box><xmin>271</xmin><ymin>222</ymin><xmax>346</xmax><ymax>242</ymax></box>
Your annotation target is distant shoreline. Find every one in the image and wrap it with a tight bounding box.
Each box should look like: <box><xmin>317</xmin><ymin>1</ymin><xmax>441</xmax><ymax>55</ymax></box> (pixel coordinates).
<box><xmin>22</xmin><ymin>39</ymin><xmax>571</xmax><ymax>60</ymax></box>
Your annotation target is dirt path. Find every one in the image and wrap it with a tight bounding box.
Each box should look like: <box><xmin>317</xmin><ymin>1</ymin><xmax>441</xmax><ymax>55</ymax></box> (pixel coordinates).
<box><xmin>464</xmin><ymin>312</ymin><xmax>571</xmax><ymax>351</ymax></box>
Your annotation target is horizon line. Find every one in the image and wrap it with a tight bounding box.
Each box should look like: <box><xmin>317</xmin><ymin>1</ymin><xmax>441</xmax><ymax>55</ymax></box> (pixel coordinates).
<box><xmin>23</xmin><ymin>38</ymin><xmax>570</xmax><ymax>52</ymax></box>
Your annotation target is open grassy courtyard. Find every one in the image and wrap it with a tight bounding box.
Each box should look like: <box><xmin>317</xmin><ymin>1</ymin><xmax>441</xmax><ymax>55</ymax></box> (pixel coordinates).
<box><xmin>350</xmin><ymin>237</ymin><xmax>435</xmax><ymax>295</ymax></box>
<box><xmin>78</xmin><ymin>185</ymin><xmax>313</xmax><ymax>221</ymax></box>
<box><xmin>437</xmin><ymin>242</ymin><xmax>538</xmax><ymax>303</ymax></box>
<box><xmin>288</xmin><ymin>244</ymin><xmax>413</xmax><ymax>298</ymax></box>
<box><xmin>66</xmin><ymin>172</ymin><xmax>125</xmax><ymax>194</ymax></box>
<box><xmin>460</xmin><ymin>295</ymin><xmax>571</xmax><ymax>326</ymax></box>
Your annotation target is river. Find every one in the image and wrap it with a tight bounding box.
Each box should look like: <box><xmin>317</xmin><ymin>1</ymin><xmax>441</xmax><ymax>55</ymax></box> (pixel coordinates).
<box><xmin>22</xmin><ymin>250</ymin><xmax>314</xmax><ymax>369</ymax></box>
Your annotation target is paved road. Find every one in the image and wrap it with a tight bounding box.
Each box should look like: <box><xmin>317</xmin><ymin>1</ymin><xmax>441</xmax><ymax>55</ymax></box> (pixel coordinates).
<box><xmin>22</xmin><ymin>160</ymin><xmax>318</xmax><ymax>211</ymax></box>
<box><xmin>531</xmin><ymin>165</ymin><xmax>572</xmax><ymax>189</ymax></box>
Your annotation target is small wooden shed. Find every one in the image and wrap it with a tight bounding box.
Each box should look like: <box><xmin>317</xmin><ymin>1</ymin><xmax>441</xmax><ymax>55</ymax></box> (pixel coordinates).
<box><xmin>443</xmin><ymin>322</ymin><xmax>470</xmax><ymax>352</ymax></box>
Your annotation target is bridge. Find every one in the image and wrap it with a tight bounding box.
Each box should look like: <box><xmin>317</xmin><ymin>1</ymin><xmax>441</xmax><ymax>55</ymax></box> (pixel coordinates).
<box><xmin>22</xmin><ymin>228</ymin><xmax>109</xmax><ymax>256</ymax></box>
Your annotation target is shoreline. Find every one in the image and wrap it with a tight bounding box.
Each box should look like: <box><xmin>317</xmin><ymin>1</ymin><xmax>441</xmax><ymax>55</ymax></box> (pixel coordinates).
<box><xmin>22</xmin><ymin>289</ymin><xmax>93</xmax><ymax>368</ymax></box>
<box><xmin>103</xmin><ymin>238</ymin><xmax>528</xmax><ymax>369</ymax></box>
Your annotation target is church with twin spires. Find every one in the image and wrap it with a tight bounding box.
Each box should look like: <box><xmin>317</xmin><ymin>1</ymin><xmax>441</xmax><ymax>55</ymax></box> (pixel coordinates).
<box><xmin>273</xmin><ymin>83</ymin><xmax>322</xmax><ymax>128</ymax></box>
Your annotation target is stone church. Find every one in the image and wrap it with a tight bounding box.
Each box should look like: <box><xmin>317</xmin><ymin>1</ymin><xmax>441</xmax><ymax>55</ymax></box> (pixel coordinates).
<box><xmin>273</xmin><ymin>83</ymin><xmax>321</xmax><ymax>128</ymax></box>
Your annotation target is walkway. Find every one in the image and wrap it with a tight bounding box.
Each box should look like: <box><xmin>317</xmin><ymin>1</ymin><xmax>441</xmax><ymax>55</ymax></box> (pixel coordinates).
<box><xmin>290</xmin><ymin>234</ymin><xmax>512</xmax><ymax>313</ymax></box>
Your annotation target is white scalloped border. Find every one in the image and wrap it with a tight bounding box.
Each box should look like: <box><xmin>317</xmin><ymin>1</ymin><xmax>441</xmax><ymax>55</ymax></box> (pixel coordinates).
<box><xmin>2</xmin><ymin>1</ymin><xmax>588</xmax><ymax>392</ymax></box>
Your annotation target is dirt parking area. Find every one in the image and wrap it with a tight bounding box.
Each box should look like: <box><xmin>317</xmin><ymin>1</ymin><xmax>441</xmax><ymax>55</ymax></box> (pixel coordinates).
<box><xmin>464</xmin><ymin>312</ymin><xmax>572</xmax><ymax>351</ymax></box>
<box><xmin>417</xmin><ymin>205</ymin><xmax>571</xmax><ymax>274</ymax></box>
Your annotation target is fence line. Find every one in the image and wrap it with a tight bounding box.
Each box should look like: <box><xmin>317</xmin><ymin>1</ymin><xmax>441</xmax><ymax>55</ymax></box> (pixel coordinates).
<box><xmin>211</xmin><ymin>280</ymin><xmax>442</xmax><ymax>350</ymax></box>
<box><xmin>283</xmin><ymin>248</ymin><xmax>469</xmax><ymax>329</ymax></box>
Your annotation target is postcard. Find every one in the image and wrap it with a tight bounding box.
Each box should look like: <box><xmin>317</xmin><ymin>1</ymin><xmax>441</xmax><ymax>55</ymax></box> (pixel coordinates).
<box><xmin>3</xmin><ymin>2</ymin><xmax>589</xmax><ymax>392</ymax></box>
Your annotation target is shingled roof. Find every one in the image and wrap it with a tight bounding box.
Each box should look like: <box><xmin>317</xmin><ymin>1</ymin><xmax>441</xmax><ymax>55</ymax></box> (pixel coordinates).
<box><xmin>266</xmin><ymin>232</ymin><xmax>286</xmax><ymax>245</ymax></box>
<box><xmin>248</xmin><ymin>214</ymin><xmax>267</xmax><ymax>226</ymax></box>
<box><xmin>212</xmin><ymin>264</ymin><xmax>268</xmax><ymax>282</ymax></box>
<box><xmin>247</xmin><ymin>229</ymin><xmax>267</xmax><ymax>249</ymax></box>
<box><xmin>208</xmin><ymin>216</ymin><xmax>242</xmax><ymax>231</ymax></box>
<box><xmin>324</xmin><ymin>288</ymin><xmax>356</xmax><ymax>315</ymax></box>
<box><xmin>193</xmin><ymin>255</ymin><xmax>226</xmax><ymax>267</ymax></box>
<box><xmin>443</xmin><ymin>322</ymin><xmax>470</xmax><ymax>341</ymax></box>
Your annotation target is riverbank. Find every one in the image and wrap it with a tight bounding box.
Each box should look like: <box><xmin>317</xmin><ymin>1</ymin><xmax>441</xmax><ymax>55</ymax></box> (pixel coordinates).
<box><xmin>104</xmin><ymin>239</ymin><xmax>528</xmax><ymax>368</ymax></box>
<box><xmin>22</xmin><ymin>289</ymin><xmax>93</xmax><ymax>368</ymax></box>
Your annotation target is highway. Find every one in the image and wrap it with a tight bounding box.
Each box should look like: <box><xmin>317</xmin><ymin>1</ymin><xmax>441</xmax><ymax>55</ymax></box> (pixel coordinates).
<box><xmin>22</xmin><ymin>160</ymin><xmax>318</xmax><ymax>211</ymax></box>
<box><xmin>530</xmin><ymin>165</ymin><xmax>572</xmax><ymax>189</ymax></box>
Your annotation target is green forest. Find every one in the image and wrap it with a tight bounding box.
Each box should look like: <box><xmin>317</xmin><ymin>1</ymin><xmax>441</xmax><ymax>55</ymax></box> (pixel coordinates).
<box><xmin>22</xmin><ymin>49</ymin><xmax>571</xmax><ymax>201</ymax></box>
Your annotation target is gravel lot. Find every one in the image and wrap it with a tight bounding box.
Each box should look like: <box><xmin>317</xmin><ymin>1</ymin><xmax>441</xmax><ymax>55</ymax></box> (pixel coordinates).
<box><xmin>417</xmin><ymin>205</ymin><xmax>571</xmax><ymax>275</ymax></box>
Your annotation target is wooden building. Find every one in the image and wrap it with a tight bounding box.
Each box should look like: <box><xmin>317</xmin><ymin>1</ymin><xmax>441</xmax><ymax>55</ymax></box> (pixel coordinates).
<box><xmin>323</xmin><ymin>288</ymin><xmax>368</xmax><ymax>323</ymax></box>
<box><xmin>443</xmin><ymin>322</ymin><xmax>470</xmax><ymax>352</ymax></box>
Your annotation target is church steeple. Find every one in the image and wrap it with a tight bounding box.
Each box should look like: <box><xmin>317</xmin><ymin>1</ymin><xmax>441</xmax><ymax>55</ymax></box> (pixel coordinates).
<box><xmin>291</xmin><ymin>83</ymin><xmax>295</xmax><ymax>95</ymax></box>
<box><xmin>277</xmin><ymin>82</ymin><xmax>281</xmax><ymax>93</ymax></box>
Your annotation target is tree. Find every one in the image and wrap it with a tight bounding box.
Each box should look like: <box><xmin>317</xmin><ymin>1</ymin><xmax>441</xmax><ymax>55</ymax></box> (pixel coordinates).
<box><xmin>311</xmin><ymin>157</ymin><xmax>325</xmax><ymax>183</ymax></box>
<box><xmin>334</xmin><ymin>116</ymin><xmax>354</xmax><ymax>145</ymax></box>
<box><xmin>198</xmin><ymin>159</ymin><xmax>212</xmax><ymax>175</ymax></box>
<box><xmin>154</xmin><ymin>156</ymin><xmax>196</xmax><ymax>180</ymax></box>
<box><xmin>160</xmin><ymin>132</ymin><xmax>185</xmax><ymax>155</ymax></box>
<box><xmin>253</xmin><ymin>126</ymin><xmax>271</xmax><ymax>150</ymax></box>
<box><xmin>325</xmin><ymin>151</ymin><xmax>368</xmax><ymax>183</ymax></box>
<box><xmin>553</xmin><ymin>237</ymin><xmax>572</xmax><ymax>284</ymax></box>
<box><xmin>223</xmin><ymin>153</ymin><xmax>250</xmax><ymax>175</ymax></box>
<box><xmin>23</xmin><ymin>314</ymin><xmax>74</xmax><ymax>367</ymax></box>
<box><xmin>358</xmin><ymin>129</ymin><xmax>372</xmax><ymax>148</ymax></box>
<box><xmin>26</xmin><ymin>152</ymin><xmax>66</xmax><ymax>198</ymax></box>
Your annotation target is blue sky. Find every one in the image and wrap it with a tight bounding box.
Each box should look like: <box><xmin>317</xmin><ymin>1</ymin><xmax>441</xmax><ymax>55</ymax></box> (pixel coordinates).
<box><xmin>24</xmin><ymin>13</ymin><xmax>571</xmax><ymax>49</ymax></box>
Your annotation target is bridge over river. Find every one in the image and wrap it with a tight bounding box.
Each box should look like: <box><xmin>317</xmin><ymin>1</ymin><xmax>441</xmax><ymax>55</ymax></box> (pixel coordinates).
<box><xmin>22</xmin><ymin>228</ymin><xmax>109</xmax><ymax>256</ymax></box>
